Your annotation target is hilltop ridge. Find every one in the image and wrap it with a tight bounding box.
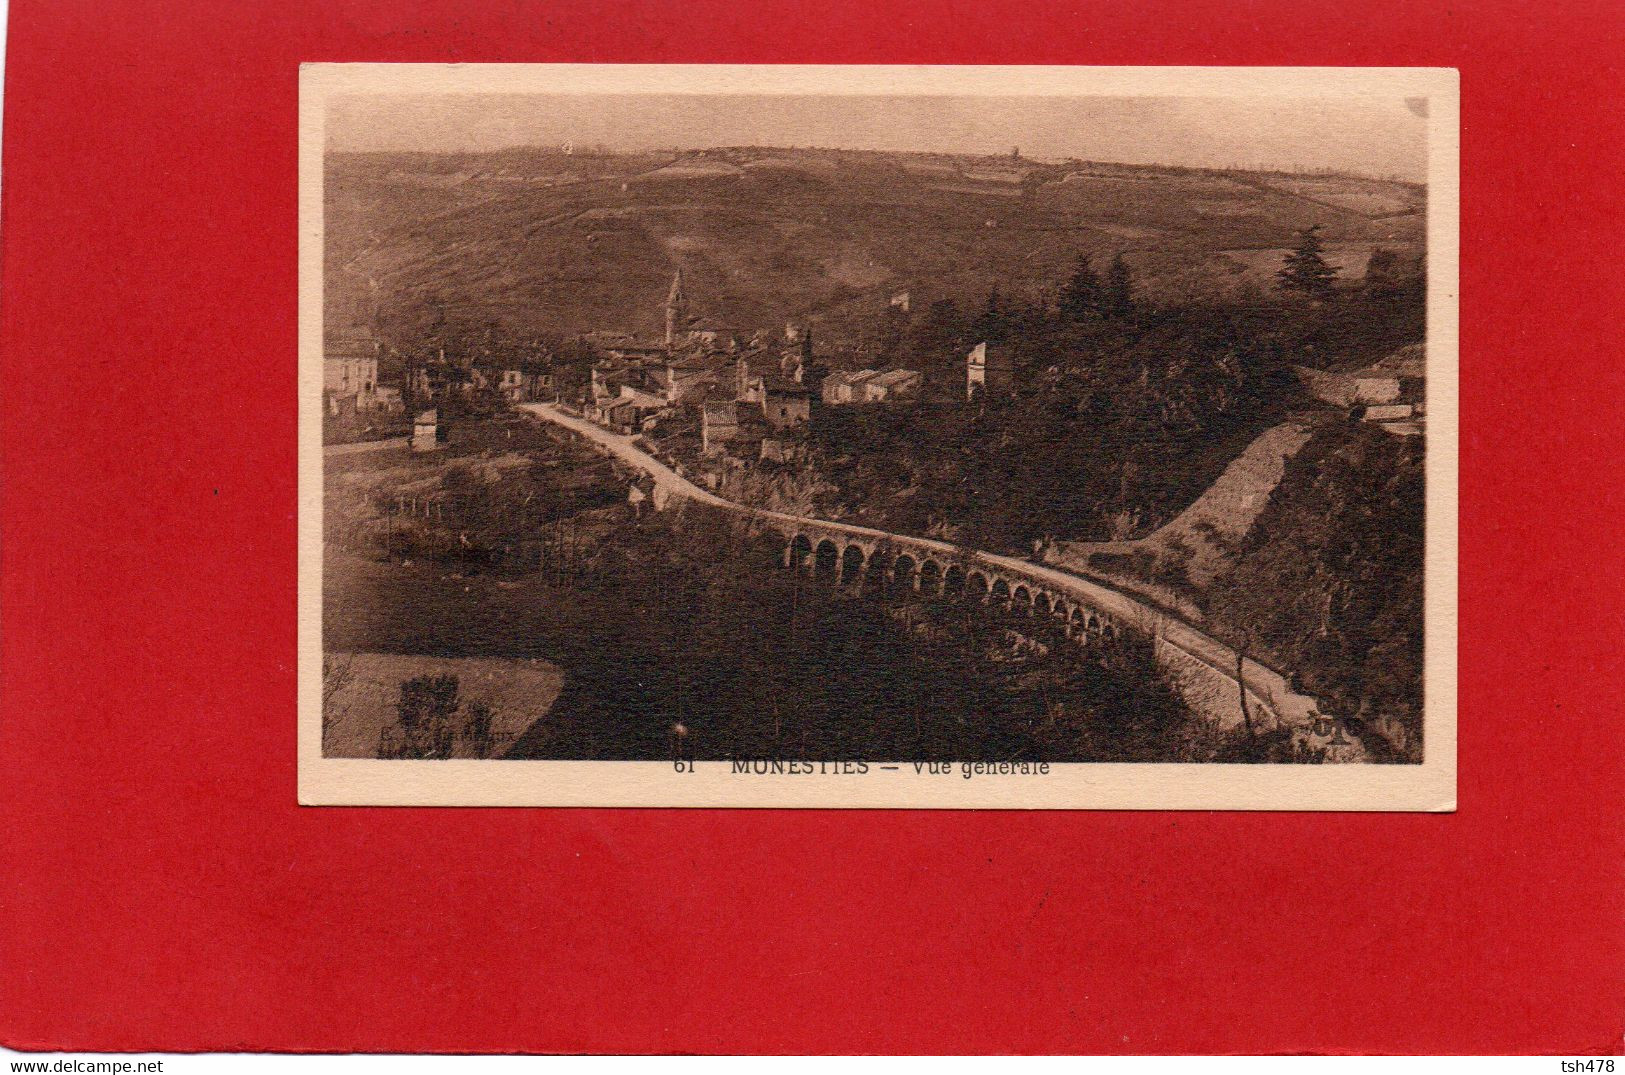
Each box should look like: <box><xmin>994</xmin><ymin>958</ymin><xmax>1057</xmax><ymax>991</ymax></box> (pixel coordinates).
<box><xmin>325</xmin><ymin>145</ymin><xmax>1424</xmax><ymax>342</ymax></box>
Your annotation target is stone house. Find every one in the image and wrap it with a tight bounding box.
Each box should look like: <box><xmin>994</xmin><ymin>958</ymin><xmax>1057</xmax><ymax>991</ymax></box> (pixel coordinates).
<box><xmin>1296</xmin><ymin>346</ymin><xmax>1427</xmax><ymax>432</ymax></box>
<box><xmin>628</xmin><ymin>477</ymin><xmax>672</xmax><ymax>514</ymax></box>
<box><xmin>593</xmin><ymin>396</ymin><xmax>643</xmax><ymax>433</ymax></box>
<box><xmin>617</xmin><ymin>382</ymin><xmax>667</xmax><ymax>412</ymax></box>
<box><xmin>1351</xmin><ymin>373</ymin><xmax>1403</xmax><ymax>405</ymax></box>
<box><xmin>324</xmin><ymin>337</ymin><xmax>379</xmax><ymax>412</ymax></box>
<box><xmin>759</xmin><ymin>432</ymin><xmax>808</xmax><ymax>464</ymax></box>
<box><xmin>702</xmin><ymin>400</ymin><xmax>775</xmax><ymax>458</ymax></box>
<box><xmin>761</xmin><ymin>378</ymin><xmax>812</xmax><ymax>431</ymax></box>
<box><xmin>862</xmin><ymin>368</ymin><xmax>923</xmax><ymax>402</ymax></box>
<box><xmin>658</xmin><ymin>359</ymin><xmax>717</xmax><ymax>404</ymax></box>
<box><xmin>822</xmin><ymin>369</ymin><xmax>878</xmax><ymax>404</ymax></box>
<box><xmin>494</xmin><ymin>367</ymin><xmax>556</xmax><ymax>403</ymax></box>
<box><xmin>408</xmin><ymin>366</ymin><xmax>437</xmax><ymax>400</ymax></box>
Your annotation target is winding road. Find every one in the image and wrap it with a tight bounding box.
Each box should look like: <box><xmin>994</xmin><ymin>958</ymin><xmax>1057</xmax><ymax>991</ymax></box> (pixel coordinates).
<box><xmin>520</xmin><ymin>403</ymin><xmax>1322</xmax><ymax>734</ymax></box>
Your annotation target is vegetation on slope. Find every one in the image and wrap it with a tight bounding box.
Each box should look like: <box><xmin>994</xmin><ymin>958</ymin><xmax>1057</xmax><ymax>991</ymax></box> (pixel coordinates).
<box><xmin>793</xmin><ymin>274</ymin><xmax>1423</xmax><ymax>556</ymax></box>
<box><xmin>1203</xmin><ymin>422</ymin><xmax>1426</xmax><ymax>759</ymax></box>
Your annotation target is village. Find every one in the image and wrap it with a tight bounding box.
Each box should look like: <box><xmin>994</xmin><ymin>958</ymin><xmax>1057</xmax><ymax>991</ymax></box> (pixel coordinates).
<box><xmin>323</xmin><ymin>270</ymin><xmax>938</xmax><ymax>481</ymax></box>
<box><xmin>324</xmin><ymin>261</ymin><xmax>1425</xmax><ymax>490</ymax></box>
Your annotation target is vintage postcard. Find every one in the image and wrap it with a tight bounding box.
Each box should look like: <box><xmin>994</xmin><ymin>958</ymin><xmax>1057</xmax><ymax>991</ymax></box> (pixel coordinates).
<box><xmin>299</xmin><ymin>64</ymin><xmax>1457</xmax><ymax>808</ymax></box>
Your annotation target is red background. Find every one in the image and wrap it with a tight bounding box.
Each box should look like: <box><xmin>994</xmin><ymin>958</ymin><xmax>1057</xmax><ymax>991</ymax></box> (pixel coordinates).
<box><xmin>2</xmin><ymin>0</ymin><xmax>1622</xmax><ymax>1055</ymax></box>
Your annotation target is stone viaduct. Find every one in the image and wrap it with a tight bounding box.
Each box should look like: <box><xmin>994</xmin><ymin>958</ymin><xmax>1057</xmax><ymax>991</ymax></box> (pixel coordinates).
<box><xmin>779</xmin><ymin>521</ymin><xmax>1124</xmax><ymax>640</ymax></box>
<box><xmin>521</xmin><ymin>403</ymin><xmax>1325</xmax><ymax>736</ymax></box>
<box><xmin>753</xmin><ymin>511</ymin><xmax>1321</xmax><ymax>734</ymax></box>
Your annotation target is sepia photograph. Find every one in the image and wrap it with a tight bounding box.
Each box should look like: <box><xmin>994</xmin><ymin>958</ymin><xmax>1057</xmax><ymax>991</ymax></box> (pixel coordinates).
<box><xmin>299</xmin><ymin>65</ymin><xmax>1457</xmax><ymax>808</ymax></box>
<box><xmin>15</xmin><ymin>0</ymin><xmax>1625</xmax><ymax>1053</ymax></box>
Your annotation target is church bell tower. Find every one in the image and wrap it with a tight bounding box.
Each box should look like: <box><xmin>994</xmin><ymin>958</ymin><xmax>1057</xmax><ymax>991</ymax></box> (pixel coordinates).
<box><xmin>664</xmin><ymin>269</ymin><xmax>688</xmax><ymax>347</ymax></box>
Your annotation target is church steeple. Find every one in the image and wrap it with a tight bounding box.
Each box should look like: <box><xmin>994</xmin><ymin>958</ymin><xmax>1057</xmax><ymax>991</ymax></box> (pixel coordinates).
<box><xmin>664</xmin><ymin>269</ymin><xmax>688</xmax><ymax>347</ymax></box>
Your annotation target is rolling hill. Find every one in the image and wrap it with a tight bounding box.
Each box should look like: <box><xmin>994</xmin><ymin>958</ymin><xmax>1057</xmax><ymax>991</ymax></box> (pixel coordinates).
<box><xmin>323</xmin><ymin>146</ymin><xmax>1425</xmax><ymax>343</ymax></box>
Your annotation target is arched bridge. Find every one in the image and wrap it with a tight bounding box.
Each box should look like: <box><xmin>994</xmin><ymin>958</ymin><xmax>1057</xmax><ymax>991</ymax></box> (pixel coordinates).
<box><xmin>781</xmin><ymin>525</ymin><xmax>1124</xmax><ymax>641</ymax></box>
<box><xmin>521</xmin><ymin>403</ymin><xmax>1323</xmax><ymax>734</ymax></box>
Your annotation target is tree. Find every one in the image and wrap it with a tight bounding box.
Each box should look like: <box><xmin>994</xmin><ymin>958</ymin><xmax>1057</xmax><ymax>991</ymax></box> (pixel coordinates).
<box><xmin>974</xmin><ymin>286</ymin><xmax>1010</xmax><ymax>343</ymax></box>
<box><xmin>1203</xmin><ymin>425</ymin><xmax>1424</xmax><ymax>761</ymax></box>
<box><xmin>382</xmin><ymin>675</ymin><xmax>461</xmax><ymax>759</ymax></box>
<box><xmin>870</xmin><ymin>305</ymin><xmax>906</xmax><ymax>360</ymax></box>
<box><xmin>1277</xmin><ymin>224</ymin><xmax>1339</xmax><ymax>297</ymax></box>
<box><xmin>905</xmin><ymin>298</ymin><xmax>964</xmax><ymax>359</ymax></box>
<box><xmin>1058</xmin><ymin>255</ymin><xmax>1102</xmax><ymax>322</ymax></box>
<box><xmin>1105</xmin><ymin>253</ymin><xmax>1134</xmax><ymax>316</ymax></box>
<box><xmin>464</xmin><ymin>701</ymin><xmax>495</xmax><ymax>759</ymax></box>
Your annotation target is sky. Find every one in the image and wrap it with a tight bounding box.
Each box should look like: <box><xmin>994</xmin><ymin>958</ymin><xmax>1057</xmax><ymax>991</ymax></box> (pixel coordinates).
<box><xmin>327</xmin><ymin>93</ymin><xmax>1430</xmax><ymax>181</ymax></box>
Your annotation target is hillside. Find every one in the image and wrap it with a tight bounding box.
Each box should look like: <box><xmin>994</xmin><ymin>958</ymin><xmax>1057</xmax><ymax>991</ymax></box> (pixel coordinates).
<box><xmin>1050</xmin><ymin>415</ymin><xmax>1323</xmax><ymax>607</ymax></box>
<box><xmin>323</xmin><ymin>146</ymin><xmax>1425</xmax><ymax>342</ymax></box>
<box><xmin>1202</xmin><ymin>422</ymin><xmax>1425</xmax><ymax>760</ymax></box>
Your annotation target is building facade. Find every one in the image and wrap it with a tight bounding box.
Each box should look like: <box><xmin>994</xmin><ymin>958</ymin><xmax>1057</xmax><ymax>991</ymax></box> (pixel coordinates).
<box><xmin>822</xmin><ymin>369</ymin><xmax>878</xmax><ymax>404</ymax></box>
<box><xmin>324</xmin><ymin>337</ymin><xmax>380</xmax><ymax>412</ymax></box>
<box><xmin>967</xmin><ymin>341</ymin><xmax>1014</xmax><ymax>399</ymax></box>
<box><xmin>761</xmin><ymin>381</ymin><xmax>812</xmax><ymax>431</ymax></box>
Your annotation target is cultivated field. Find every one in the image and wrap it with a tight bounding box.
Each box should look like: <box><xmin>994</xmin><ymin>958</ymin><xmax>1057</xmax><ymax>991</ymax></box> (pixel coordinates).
<box><xmin>324</xmin><ymin>147</ymin><xmax>1425</xmax><ymax>339</ymax></box>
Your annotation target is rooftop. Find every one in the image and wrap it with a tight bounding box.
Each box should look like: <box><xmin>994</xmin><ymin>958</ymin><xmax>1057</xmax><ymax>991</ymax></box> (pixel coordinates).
<box><xmin>761</xmin><ymin>375</ymin><xmax>812</xmax><ymax>396</ymax></box>
<box><xmin>826</xmin><ymin>368</ymin><xmax>879</xmax><ymax>387</ymax></box>
<box><xmin>1359</xmin><ymin>344</ymin><xmax>1427</xmax><ymax>380</ymax></box>
<box><xmin>325</xmin><ymin>338</ymin><xmax>377</xmax><ymax>360</ymax></box>
<box><xmin>869</xmin><ymin>368</ymin><xmax>921</xmax><ymax>388</ymax></box>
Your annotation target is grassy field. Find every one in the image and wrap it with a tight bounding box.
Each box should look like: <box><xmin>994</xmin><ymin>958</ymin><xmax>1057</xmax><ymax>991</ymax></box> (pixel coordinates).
<box><xmin>322</xmin><ymin>651</ymin><xmax>563</xmax><ymax>759</ymax></box>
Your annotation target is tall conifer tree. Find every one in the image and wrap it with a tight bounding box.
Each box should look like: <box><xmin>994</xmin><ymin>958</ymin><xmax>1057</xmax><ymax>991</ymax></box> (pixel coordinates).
<box><xmin>1277</xmin><ymin>224</ymin><xmax>1339</xmax><ymax>297</ymax></box>
<box><xmin>1105</xmin><ymin>253</ymin><xmax>1134</xmax><ymax>316</ymax></box>
<box><xmin>1059</xmin><ymin>255</ymin><xmax>1102</xmax><ymax>321</ymax></box>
